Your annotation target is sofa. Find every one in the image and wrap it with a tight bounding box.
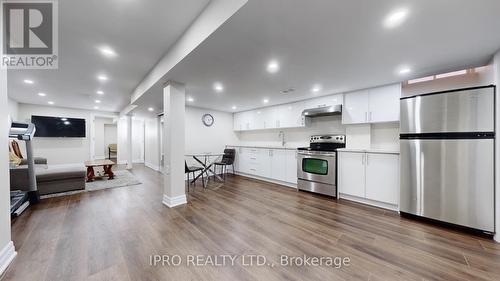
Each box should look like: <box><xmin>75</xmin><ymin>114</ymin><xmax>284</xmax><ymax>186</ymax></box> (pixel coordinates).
<box><xmin>10</xmin><ymin>164</ymin><xmax>87</xmax><ymax>195</ymax></box>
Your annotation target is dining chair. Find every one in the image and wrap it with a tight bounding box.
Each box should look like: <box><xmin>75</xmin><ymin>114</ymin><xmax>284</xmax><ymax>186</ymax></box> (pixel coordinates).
<box><xmin>185</xmin><ymin>161</ymin><xmax>205</xmax><ymax>189</ymax></box>
<box><xmin>214</xmin><ymin>149</ymin><xmax>236</xmax><ymax>180</ymax></box>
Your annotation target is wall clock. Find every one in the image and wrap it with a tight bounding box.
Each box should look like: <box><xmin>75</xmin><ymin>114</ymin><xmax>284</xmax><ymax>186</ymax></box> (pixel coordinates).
<box><xmin>202</xmin><ymin>114</ymin><xmax>214</xmax><ymax>127</ymax></box>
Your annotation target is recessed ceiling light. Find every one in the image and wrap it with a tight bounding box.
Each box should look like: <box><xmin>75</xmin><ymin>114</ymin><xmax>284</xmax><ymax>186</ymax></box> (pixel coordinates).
<box><xmin>96</xmin><ymin>90</ymin><xmax>104</xmax><ymax>95</ymax></box>
<box><xmin>24</xmin><ymin>79</ymin><xmax>34</xmax><ymax>84</ymax></box>
<box><xmin>97</xmin><ymin>75</ymin><xmax>108</xmax><ymax>81</ymax></box>
<box><xmin>38</xmin><ymin>92</ymin><xmax>46</xmax><ymax>97</ymax></box>
<box><xmin>232</xmin><ymin>106</ymin><xmax>237</xmax><ymax>110</ymax></box>
<box><xmin>48</xmin><ymin>101</ymin><xmax>54</xmax><ymax>105</ymax></box>
<box><xmin>187</xmin><ymin>97</ymin><xmax>194</xmax><ymax>102</ymax></box>
<box><xmin>148</xmin><ymin>107</ymin><xmax>154</xmax><ymax>112</ymax></box>
<box><xmin>95</xmin><ymin>99</ymin><xmax>101</xmax><ymax>103</ymax></box>
<box><xmin>263</xmin><ymin>98</ymin><xmax>269</xmax><ymax>104</ymax></box>
<box><xmin>398</xmin><ymin>66</ymin><xmax>412</xmax><ymax>75</ymax></box>
<box><xmin>384</xmin><ymin>8</ymin><xmax>409</xmax><ymax>29</ymax></box>
<box><xmin>213</xmin><ymin>82</ymin><xmax>224</xmax><ymax>92</ymax></box>
<box><xmin>94</xmin><ymin>106</ymin><xmax>99</xmax><ymax>110</ymax></box>
<box><xmin>266</xmin><ymin>60</ymin><xmax>280</xmax><ymax>73</ymax></box>
<box><xmin>311</xmin><ymin>84</ymin><xmax>322</xmax><ymax>93</ymax></box>
<box><xmin>61</xmin><ymin>118</ymin><xmax>67</xmax><ymax>121</ymax></box>
<box><xmin>98</xmin><ymin>46</ymin><xmax>117</xmax><ymax>58</ymax></box>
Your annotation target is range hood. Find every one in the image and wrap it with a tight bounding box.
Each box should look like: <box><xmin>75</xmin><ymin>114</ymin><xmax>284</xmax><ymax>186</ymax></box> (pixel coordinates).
<box><xmin>302</xmin><ymin>104</ymin><xmax>342</xmax><ymax>117</ymax></box>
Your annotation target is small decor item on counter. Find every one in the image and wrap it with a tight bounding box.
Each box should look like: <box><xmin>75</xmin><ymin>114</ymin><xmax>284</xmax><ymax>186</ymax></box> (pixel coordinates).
<box><xmin>202</xmin><ymin>114</ymin><xmax>214</xmax><ymax>127</ymax></box>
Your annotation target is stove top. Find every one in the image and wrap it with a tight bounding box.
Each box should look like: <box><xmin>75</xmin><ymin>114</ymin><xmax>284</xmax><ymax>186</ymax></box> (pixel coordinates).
<box><xmin>298</xmin><ymin>134</ymin><xmax>346</xmax><ymax>152</ymax></box>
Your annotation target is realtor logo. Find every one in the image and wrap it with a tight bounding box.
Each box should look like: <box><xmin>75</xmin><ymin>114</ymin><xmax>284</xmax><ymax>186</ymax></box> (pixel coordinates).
<box><xmin>2</xmin><ymin>0</ymin><xmax>58</xmax><ymax>69</ymax></box>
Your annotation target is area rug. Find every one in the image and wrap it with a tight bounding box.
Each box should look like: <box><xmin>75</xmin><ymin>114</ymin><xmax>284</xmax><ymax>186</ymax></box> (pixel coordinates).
<box><xmin>85</xmin><ymin>170</ymin><xmax>141</xmax><ymax>191</ymax></box>
<box><xmin>41</xmin><ymin>170</ymin><xmax>141</xmax><ymax>199</ymax></box>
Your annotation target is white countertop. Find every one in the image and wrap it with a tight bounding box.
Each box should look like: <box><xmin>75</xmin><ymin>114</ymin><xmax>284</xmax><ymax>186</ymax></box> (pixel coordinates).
<box><xmin>226</xmin><ymin>144</ymin><xmax>298</xmax><ymax>150</ymax></box>
<box><xmin>337</xmin><ymin>148</ymin><xmax>400</xmax><ymax>154</ymax></box>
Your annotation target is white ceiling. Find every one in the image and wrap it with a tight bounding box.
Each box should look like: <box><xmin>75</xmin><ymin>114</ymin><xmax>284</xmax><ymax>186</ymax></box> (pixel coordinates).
<box><xmin>133</xmin><ymin>0</ymin><xmax>500</xmax><ymax>116</ymax></box>
<box><xmin>7</xmin><ymin>0</ymin><xmax>210</xmax><ymax>112</ymax></box>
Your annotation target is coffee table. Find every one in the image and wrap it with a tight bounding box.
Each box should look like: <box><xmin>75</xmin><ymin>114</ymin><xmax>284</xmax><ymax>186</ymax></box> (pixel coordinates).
<box><xmin>84</xmin><ymin>160</ymin><xmax>115</xmax><ymax>182</ymax></box>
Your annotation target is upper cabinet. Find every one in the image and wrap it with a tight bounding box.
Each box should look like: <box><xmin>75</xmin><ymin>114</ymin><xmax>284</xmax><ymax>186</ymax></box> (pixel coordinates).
<box><xmin>233</xmin><ymin>84</ymin><xmax>400</xmax><ymax>131</ymax></box>
<box><xmin>234</xmin><ymin>100</ymin><xmax>310</xmax><ymax>131</ymax></box>
<box><xmin>342</xmin><ymin>83</ymin><xmax>401</xmax><ymax>124</ymax></box>
<box><xmin>305</xmin><ymin>94</ymin><xmax>343</xmax><ymax>109</ymax></box>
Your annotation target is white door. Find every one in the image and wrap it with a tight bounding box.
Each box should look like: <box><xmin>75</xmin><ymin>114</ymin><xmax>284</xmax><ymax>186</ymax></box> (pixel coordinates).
<box><xmin>365</xmin><ymin>153</ymin><xmax>399</xmax><ymax>205</ymax></box>
<box><xmin>368</xmin><ymin>84</ymin><xmax>401</xmax><ymax>123</ymax></box>
<box><xmin>342</xmin><ymin>91</ymin><xmax>369</xmax><ymax>124</ymax></box>
<box><xmin>338</xmin><ymin>152</ymin><xmax>366</xmax><ymax>197</ymax></box>
<box><xmin>285</xmin><ymin>150</ymin><xmax>298</xmax><ymax>184</ymax></box>
<box><xmin>270</xmin><ymin>149</ymin><xmax>287</xmax><ymax>182</ymax></box>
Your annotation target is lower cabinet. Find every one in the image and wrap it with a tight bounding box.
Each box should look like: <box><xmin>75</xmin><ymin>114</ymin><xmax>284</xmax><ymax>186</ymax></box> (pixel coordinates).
<box><xmin>232</xmin><ymin>147</ymin><xmax>297</xmax><ymax>186</ymax></box>
<box><xmin>338</xmin><ymin>151</ymin><xmax>399</xmax><ymax>210</ymax></box>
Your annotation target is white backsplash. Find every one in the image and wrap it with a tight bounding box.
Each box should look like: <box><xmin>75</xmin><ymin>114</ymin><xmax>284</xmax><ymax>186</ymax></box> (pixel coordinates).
<box><xmin>235</xmin><ymin>115</ymin><xmax>400</xmax><ymax>150</ymax></box>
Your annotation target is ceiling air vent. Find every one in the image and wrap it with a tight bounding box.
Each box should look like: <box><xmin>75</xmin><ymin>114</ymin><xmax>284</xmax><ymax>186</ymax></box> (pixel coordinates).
<box><xmin>280</xmin><ymin>88</ymin><xmax>295</xmax><ymax>94</ymax></box>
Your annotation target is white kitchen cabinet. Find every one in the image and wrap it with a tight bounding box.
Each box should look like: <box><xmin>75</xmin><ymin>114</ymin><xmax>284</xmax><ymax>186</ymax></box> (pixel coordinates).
<box><xmin>365</xmin><ymin>153</ymin><xmax>399</xmax><ymax>205</ymax></box>
<box><xmin>342</xmin><ymin>83</ymin><xmax>401</xmax><ymax>124</ymax></box>
<box><xmin>285</xmin><ymin>150</ymin><xmax>297</xmax><ymax>184</ymax></box>
<box><xmin>338</xmin><ymin>152</ymin><xmax>366</xmax><ymax>197</ymax></box>
<box><xmin>231</xmin><ymin>147</ymin><xmax>297</xmax><ymax>185</ymax></box>
<box><xmin>342</xmin><ymin>90</ymin><xmax>370</xmax><ymax>124</ymax></box>
<box><xmin>368</xmin><ymin>84</ymin><xmax>401</xmax><ymax>123</ymax></box>
<box><xmin>338</xmin><ymin>151</ymin><xmax>399</xmax><ymax>210</ymax></box>
<box><xmin>270</xmin><ymin>149</ymin><xmax>287</xmax><ymax>182</ymax></box>
<box><xmin>305</xmin><ymin>94</ymin><xmax>343</xmax><ymax>109</ymax></box>
<box><xmin>277</xmin><ymin>101</ymin><xmax>307</xmax><ymax>128</ymax></box>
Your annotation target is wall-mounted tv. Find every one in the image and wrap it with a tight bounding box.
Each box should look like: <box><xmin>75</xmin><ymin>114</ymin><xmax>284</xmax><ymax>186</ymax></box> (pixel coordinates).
<box><xmin>31</xmin><ymin>115</ymin><xmax>86</xmax><ymax>138</ymax></box>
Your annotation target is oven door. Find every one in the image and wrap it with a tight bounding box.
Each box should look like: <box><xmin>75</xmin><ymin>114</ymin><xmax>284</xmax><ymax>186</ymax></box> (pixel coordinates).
<box><xmin>297</xmin><ymin>151</ymin><xmax>336</xmax><ymax>185</ymax></box>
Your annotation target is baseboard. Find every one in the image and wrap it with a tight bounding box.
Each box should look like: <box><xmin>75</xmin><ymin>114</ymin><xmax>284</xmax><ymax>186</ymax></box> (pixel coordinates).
<box><xmin>144</xmin><ymin>162</ymin><xmax>160</xmax><ymax>171</ymax></box>
<box><xmin>339</xmin><ymin>193</ymin><xmax>398</xmax><ymax>211</ymax></box>
<box><xmin>133</xmin><ymin>159</ymin><xmax>144</xmax><ymax>164</ymax></box>
<box><xmin>234</xmin><ymin>172</ymin><xmax>297</xmax><ymax>189</ymax></box>
<box><xmin>162</xmin><ymin>194</ymin><xmax>187</xmax><ymax>208</ymax></box>
<box><xmin>94</xmin><ymin>156</ymin><xmax>105</xmax><ymax>160</ymax></box>
<box><xmin>0</xmin><ymin>241</ymin><xmax>17</xmax><ymax>277</ymax></box>
<box><xmin>495</xmin><ymin>233</ymin><xmax>500</xmax><ymax>243</ymax></box>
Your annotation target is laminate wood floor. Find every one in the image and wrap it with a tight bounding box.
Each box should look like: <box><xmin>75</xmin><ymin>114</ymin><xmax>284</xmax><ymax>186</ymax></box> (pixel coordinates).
<box><xmin>3</xmin><ymin>165</ymin><xmax>500</xmax><ymax>281</ymax></box>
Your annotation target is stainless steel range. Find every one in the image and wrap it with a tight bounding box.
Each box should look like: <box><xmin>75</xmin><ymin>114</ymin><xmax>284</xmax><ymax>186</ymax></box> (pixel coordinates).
<box><xmin>297</xmin><ymin>135</ymin><xmax>346</xmax><ymax>197</ymax></box>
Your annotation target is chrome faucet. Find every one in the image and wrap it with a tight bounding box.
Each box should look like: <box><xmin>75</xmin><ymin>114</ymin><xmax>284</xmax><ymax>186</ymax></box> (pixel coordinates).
<box><xmin>278</xmin><ymin>131</ymin><xmax>285</xmax><ymax>147</ymax></box>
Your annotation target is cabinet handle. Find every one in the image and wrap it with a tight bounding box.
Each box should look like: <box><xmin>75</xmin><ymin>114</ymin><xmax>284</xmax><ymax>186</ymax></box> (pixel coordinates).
<box><xmin>361</xmin><ymin>154</ymin><xmax>365</xmax><ymax>165</ymax></box>
<box><xmin>366</xmin><ymin>154</ymin><xmax>369</xmax><ymax>165</ymax></box>
<box><xmin>365</xmin><ymin>112</ymin><xmax>368</xmax><ymax>122</ymax></box>
<box><xmin>369</xmin><ymin>112</ymin><xmax>372</xmax><ymax>121</ymax></box>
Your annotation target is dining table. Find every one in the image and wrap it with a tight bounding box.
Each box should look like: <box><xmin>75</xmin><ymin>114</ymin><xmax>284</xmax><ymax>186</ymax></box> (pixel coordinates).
<box><xmin>185</xmin><ymin>152</ymin><xmax>225</xmax><ymax>185</ymax></box>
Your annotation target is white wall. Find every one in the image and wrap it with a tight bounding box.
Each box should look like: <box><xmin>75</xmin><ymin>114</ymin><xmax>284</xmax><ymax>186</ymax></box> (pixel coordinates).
<box><xmin>17</xmin><ymin>104</ymin><xmax>93</xmax><ymax>165</ymax></box>
<box><xmin>117</xmin><ymin>116</ymin><xmax>129</xmax><ymax>165</ymax></box>
<box><xmin>8</xmin><ymin>98</ymin><xmax>18</xmax><ymax>122</ymax></box>
<box><xmin>494</xmin><ymin>51</ymin><xmax>500</xmax><ymax>242</ymax></box>
<box><xmin>185</xmin><ymin>106</ymin><xmax>239</xmax><ymax>154</ymax></box>
<box><xmin>132</xmin><ymin>118</ymin><xmax>145</xmax><ymax>163</ymax></box>
<box><xmin>145</xmin><ymin>117</ymin><xmax>160</xmax><ymax>170</ymax></box>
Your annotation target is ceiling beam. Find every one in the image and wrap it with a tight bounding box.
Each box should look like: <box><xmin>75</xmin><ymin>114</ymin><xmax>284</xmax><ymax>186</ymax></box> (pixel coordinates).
<box><xmin>129</xmin><ymin>0</ymin><xmax>248</xmax><ymax>105</ymax></box>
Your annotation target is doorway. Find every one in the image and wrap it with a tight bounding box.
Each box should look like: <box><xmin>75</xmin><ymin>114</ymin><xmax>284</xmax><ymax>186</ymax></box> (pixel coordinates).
<box><xmin>92</xmin><ymin>116</ymin><xmax>118</xmax><ymax>161</ymax></box>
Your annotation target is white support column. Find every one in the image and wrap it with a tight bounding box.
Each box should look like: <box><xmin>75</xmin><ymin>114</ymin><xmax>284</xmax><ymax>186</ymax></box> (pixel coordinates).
<box><xmin>0</xmin><ymin>30</ymin><xmax>17</xmax><ymax>275</ymax></box>
<box><xmin>126</xmin><ymin>115</ymin><xmax>133</xmax><ymax>170</ymax></box>
<box><xmin>162</xmin><ymin>82</ymin><xmax>187</xmax><ymax>207</ymax></box>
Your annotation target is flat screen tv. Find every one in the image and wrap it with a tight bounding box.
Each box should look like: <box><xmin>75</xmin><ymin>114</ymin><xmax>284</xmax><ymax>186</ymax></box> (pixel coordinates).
<box><xmin>31</xmin><ymin>115</ymin><xmax>86</xmax><ymax>137</ymax></box>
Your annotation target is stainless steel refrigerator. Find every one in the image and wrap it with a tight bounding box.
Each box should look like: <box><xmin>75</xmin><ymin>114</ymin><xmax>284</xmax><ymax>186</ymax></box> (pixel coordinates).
<box><xmin>400</xmin><ymin>85</ymin><xmax>495</xmax><ymax>233</ymax></box>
